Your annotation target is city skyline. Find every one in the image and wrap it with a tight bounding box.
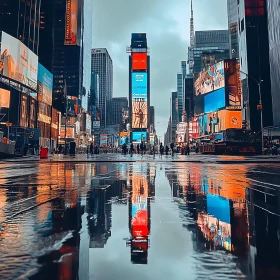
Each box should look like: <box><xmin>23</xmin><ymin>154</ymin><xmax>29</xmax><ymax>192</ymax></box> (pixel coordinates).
<box><xmin>92</xmin><ymin>0</ymin><xmax>228</xmax><ymax>138</ymax></box>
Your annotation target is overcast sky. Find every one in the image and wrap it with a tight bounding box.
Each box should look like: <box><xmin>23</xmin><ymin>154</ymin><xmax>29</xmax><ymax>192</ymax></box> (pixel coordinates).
<box><xmin>92</xmin><ymin>0</ymin><xmax>228</xmax><ymax>139</ymax></box>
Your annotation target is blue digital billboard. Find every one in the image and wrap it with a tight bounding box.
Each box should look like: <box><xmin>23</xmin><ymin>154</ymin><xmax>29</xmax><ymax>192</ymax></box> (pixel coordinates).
<box><xmin>132</xmin><ymin>132</ymin><xmax>147</xmax><ymax>143</ymax></box>
<box><xmin>204</xmin><ymin>88</ymin><xmax>226</xmax><ymax>114</ymax></box>
<box><xmin>206</xmin><ymin>194</ymin><xmax>230</xmax><ymax>224</ymax></box>
<box><xmin>120</xmin><ymin>136</ymin><xmax>129</xmax><ymax>145</ymax></box>
<box><xmin>38</xmin><ymin>63</ymin><xmax>53</xmax><ymax>106</ymax></box>
<box><xmin>132</xmin><ymin>72</ymin><xmax>147</xmax><ymax>99</ymax></box>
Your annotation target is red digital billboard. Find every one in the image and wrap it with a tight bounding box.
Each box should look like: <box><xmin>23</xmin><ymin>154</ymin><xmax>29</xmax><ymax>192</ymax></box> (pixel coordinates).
<box><xmin>132</xmin><ymin>53</ymin><xmax>147</xmax><ymax>70</ymax></box>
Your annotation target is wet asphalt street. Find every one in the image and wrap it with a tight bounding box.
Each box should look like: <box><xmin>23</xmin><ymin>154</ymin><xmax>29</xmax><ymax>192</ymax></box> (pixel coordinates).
<box><xmin>0</xmin><ymin>159</ymin><xmax>280</xmax><ymax>280</ymax></box>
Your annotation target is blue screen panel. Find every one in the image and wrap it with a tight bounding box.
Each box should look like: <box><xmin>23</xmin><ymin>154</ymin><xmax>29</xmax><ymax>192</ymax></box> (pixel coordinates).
<box><xmin>204</xmin><ymin>88</ymin><xmax>226</xmax><ymax>113</ymax></box>
<box><xmin>132</xmin><ymin>72</ymin><xmax>147</xmax><ymax>99</ymax></box>
<box><xmin>132</xmin><ymin>132</ymin><xmax>147</xmax><ymax>143</ymax></box>
<box><xmin>206</xmin><ymin>194</ymin><xmax>230</xmax><ymax>224</ymax></box>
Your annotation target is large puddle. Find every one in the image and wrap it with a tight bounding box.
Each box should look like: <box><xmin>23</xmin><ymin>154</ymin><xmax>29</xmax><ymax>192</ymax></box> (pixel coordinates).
<box><xmin>0</xmin><ymin>162</ymin><xmax>280</xmax><ymax>280</ymax></box>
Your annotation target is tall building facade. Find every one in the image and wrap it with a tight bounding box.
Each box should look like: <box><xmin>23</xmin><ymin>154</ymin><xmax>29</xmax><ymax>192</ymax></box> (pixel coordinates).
<box><xmin>227</xmin><ymin>0</ymin><xmax>239</xmax><ymax>59</ymax></box>
<box><xmin>193</xmin><ymin>30</ymin><xmax>230</xmax><ymax>73</ymax></box>
<box><xmin>112</xmin><ymin>97</ymin><xmax>128</xmax><ymax>129</ymax></box>
<box><xmin>238</xmin><ymin>0</ymin><xmax>273</xmax><ymax>132</ymax></box>
<box><xmin>128</xmin><ymin>33</ymin><xmax>150</xmax><ymax>144</ymax></box>
<box><xmin>43</xmin><ymin>0</ymin><xmax>92</xmax><ymax>116</ymax></box>
<box><xmin>0</xmin><ymin>0</ymin><xmax>41</xmax><ymax>54</ymax></box>
<box><xmin>91</xmin><ymin>48</ymin><xmax>113</xmax><ymax>128</ymax></box>
<box><xmin>171</xmin><ymin>92</ymin><xmax>179</xmax><ymax>143</ymax></box>
<box><xmin>267</xmin><ymin>0</ymin><xmax>280</xmax><ymax>127</ymax></box>
<box><xmin>185</xmin><ymin>75</ymin><xmax>194</xmax><ymax>118</ymax></box>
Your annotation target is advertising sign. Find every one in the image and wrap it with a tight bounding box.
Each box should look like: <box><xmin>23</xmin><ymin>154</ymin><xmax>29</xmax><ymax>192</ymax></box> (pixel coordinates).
<box><xmin>30</xmin><ymin>97</ymin><xmax>36</xmax><ymax>128</ymax></box>
<box><xmin>150</xmin><ymin>134</ymin><xmax>155</xmax><ymax>146</ymax></box>
<box><xmin>131</xmin><ymin>175</ymin><xmax>149</xmax><ymax>237</ymax></box>
<box><xmin>206</xmin><ymin>110</ymin><xmax>242</xmax><ymax>134</ymax></box>
<box><xmin>132</xmin><ymin>100</ymin><xmax>148</xmax><ymax>129</ymax></box>
<box><xmin>195</xmin><ymin>61</ymin><xmax>225</xmax><ymax>96</ymax></box>
<box><xmin>224</xmin><ymin>60</ymin><xmax>242</xmax><ymax>107</ymax></box>
<box><xmin>38</xmin><ymin>64</ymin><xmax>53</xmax><ymax>106</ymax></box>
<box><xmin>132</xmin><ymin>53</ymin><xmax>147</xmax><ymax>70</ymax></box>
<box><xmin>100</xmin><ymin>134</ymin><xmax>108</xmax><ymax>147</ymax></box>
<box><xmin>65</xmin><ymin>0</ymin><xmax>78</xmax><ymax>45</ymax></box>
<box><xmin>60</xmin><ymin>126</ymin><xmax>75</xmax><ymax>139</ymax></box>
<box><xmin>132</xmin><ymin>72</ymin><xmax>147</xmax><ymax>99</ymax></box>
<box><xmin>204</xmin><ymin>88</ymin><xmax>226</xmax><ymax>114</ymax></box>
<box><xmin>19</xmin><ymin>93</ymin><xmax>28</xmax><ymax>127</ymax></box>
<box><xmin>92</xmin><ymin>120</ymin><xmax>100</xmax><ymax>129</ymax></box>
<box><xmin>0</xmin><ymin>31</ymin><xmax>38</xmax><ymax>91</ymax></box>
<box><xmin>132</xmin><ymin>132</ymin><xmax>147</xmax><ymax>143</ymax></box>
<box><xmin>0</xmin><ymin>88</ymin><xmax>10</xmax><ymax>108</ymax></box>
<box><xmin>122</xmin><ymin>108</ymin><xmax>129</xmax><ymax>124</ymax></box>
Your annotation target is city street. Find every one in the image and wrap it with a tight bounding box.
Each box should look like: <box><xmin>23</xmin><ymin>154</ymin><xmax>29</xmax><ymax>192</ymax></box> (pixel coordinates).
<box><xmin>0</xmin><ymin>158</ymin><xmax>280</xmax><ymax>279</ymax></box>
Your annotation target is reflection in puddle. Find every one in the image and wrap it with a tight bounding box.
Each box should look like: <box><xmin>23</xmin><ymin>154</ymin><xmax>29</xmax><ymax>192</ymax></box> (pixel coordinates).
<box><xmin>0</xmin><ymin>162</ymin><xmax>280</xmax><ymax>279</ymax></box>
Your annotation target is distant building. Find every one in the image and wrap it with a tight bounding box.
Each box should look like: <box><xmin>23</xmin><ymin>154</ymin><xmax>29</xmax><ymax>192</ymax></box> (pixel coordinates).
<box><xmin>149</xmin><ymin>106</ymin><xmax>155</xmax><ymax>133</ymax></box>
<box><xmin>91</xmin><ymin>48</ymin><xmax>113</xmax><ymax>128</ymax></box>
<box><xmin>171</xmin><ymin>92</ymin><xmax>179</xmax><ymax>143</ymax></box>
<box><xmin>184</xmin><ymin>75</ymin><xmax>194</xmax><ymax>118</ymax></box>
<box><xmin>112</xmin><ymin>97</ymin><xmax>128</xmax><ymax>130</ymax></box>
<box><xmin>192</xmin><ymin>30</ymin><xmax>230</xmax><ymax>73</ymax></box>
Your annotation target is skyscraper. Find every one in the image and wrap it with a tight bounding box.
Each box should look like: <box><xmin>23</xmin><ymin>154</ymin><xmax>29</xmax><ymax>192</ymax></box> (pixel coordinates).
<box><xmin>188</xmin><ymin>0</ymin><xmax>195</xmax><ymax>74</ymax></box>
<box><xmin>193</xmin><ymin>30</ymin><xmax>230</xmax><ymax>74</ymax></box>
<box><xmin>267</xmin><ymin>0</ymin><xmax>280</xmax><ymax>127</ymax></box>
<box><xmin>171</xmin><ymin>92</ymin><xmax>179</xmax><ymax>143</ymax></box>
<box><xmin>227</xmin><ymin>0</ymin><xmax>239</xmax><ymax>59</ymax></box>
<box><xmin>91</xmin><ymin>48</ymin><xmax>113</xmax><ymax>128</ymax></box>
<box><xmin>128</xmin><ymin>33</ymin><xmax>150</xmax><ymax>144</ymax></box>
<box><xmin>238</xmin><ymin>0</ymin><xmax>273</xmax><ymax>132</ymax></box>
<box><xmin>45</xmin><ymin>0</ymin><xmax>92</xmax><ymax>115</ymax></box>
<box><xmin>0</xmin><ymin>0</ymin><xmax>41</xmax><ymax>54</ymax></box>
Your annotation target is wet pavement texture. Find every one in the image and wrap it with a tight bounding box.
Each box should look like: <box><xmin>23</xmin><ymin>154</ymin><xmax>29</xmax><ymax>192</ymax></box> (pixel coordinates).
<box><xmin>0</xmin><ymin>161</ymin><xmax>280</xmax><ymax>280</ymax></box>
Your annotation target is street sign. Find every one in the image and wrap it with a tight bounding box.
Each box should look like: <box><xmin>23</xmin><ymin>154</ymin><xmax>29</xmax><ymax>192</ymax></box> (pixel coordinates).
<box><xmin>5</xmin><ymin>122</ymin><xmax>12</xmax><ymax>127</ymax></box>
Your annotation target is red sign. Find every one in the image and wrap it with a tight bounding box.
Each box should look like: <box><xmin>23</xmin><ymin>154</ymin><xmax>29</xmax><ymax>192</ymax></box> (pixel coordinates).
<box><xmin>132</xmin><ymin>53</ymin><xmax>147</xmax><ymax>70</ymax></box>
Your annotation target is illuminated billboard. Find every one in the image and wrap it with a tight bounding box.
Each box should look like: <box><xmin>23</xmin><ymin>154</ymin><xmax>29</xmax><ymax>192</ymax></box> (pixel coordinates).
<box><xmin>132</xmin><ymin>53</ymin><xmax>147</xmax><ymax>70</ymax></box>
<box><xmin>132</xmin><ymin>72</ymin><xmax>147</xmax><ymax>99</ymax></box>
<box><xmin>0</xmin><ymin>31</ymin><xmax>38</xmax><ymax>91</ymax></box>
<box><xmin>132</xmin><ymin>132</ymin><xmax>147</xmax><ymax>143</ymax></box>
<box><xmin>60</xmin><ymin>126</ymin><xmax>75</xmax><ymax>139</ymax></box>
<box><xmin>132</xmin><ymin>100</ymin><xmax>148</xmax><ymax>129</ymax></box>
<box><xmin>100</xmin><ymin>134</ymin><xmax>108</xmax><ymax>147</ymax></box>
<box><xmin>0</xmin><ymin>88</ymin><xmax>10</xmax><ymax>108</ymax></box>
<box><xmin>131</xmin><ymin>175</ymin><xmax>149</xmax><ymax>237</ymax></box>
<box><xmin>65</xmin><ymin>0</ymin><xmax>78</xmax><ymax>45</ymax></box>
<box><xmin>206</xmin><ymin>110</ymin><xmax>242</xmax><ymax>134</ymax></box>
<box><xmin>204</xmin><ymin>88</ymin><xmax>226</xmax><ymax>114</ymax></box>
<box><xmin>224</xmin><ymin>60</ymin><xmax>242</xmax><ymax>107</ymax></box>
<box><xmin>195</xmin><ymin>61</ymin><xmax>225</xmax><ymax>96</ymax></box>
<box><xmin>38</xmin><ymin>64</ymin><xmax>53</xmax><ymax>106</ymax></box>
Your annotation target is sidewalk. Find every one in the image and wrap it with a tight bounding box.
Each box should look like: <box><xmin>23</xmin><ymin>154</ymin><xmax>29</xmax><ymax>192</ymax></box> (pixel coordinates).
<box><xmin>1</xmin><ymin>153</ymin><xmax>280</xmax><ymax>164</ymax></box>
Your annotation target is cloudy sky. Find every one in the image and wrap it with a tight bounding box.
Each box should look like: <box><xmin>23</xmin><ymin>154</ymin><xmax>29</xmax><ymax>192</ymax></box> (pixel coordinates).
<box><xmin>92</xmin><ymin>0</ymin><xmax>228</xmax><ymax>138</ymax></box>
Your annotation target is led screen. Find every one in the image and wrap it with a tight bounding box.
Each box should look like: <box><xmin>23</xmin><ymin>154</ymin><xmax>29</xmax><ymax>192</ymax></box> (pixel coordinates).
<box><xmin>0</xmin><ymin>31</ymin><xmax>38</xmax><ymax>91</ymax></box>
<box><xmin>132</xmin><ymin>100</ymin><xmax>148</xmax><ymax>129</ymax></box>
<box><xmin>132</xmin><ymin>72</ymin><xmax>147</xmax><ymax>99</ymax></box>
<box><xmin>195</xmin><ymin>61</ymin><xmax>225</xmax><ymax>96</ymax></box>
<box><xmin>38</xmin><ymin>64</ymin><xmax>53</xmax><ymax>106</ymax></box>
<box><xmin>131</xmin><ymin>175</ymin><xmax>149</xmax><ymax>237</ymax></box>
<box><xmin>65</xmin><ymin>0</ymin><xmax>78</xmax><ymax>45</ymax></box>
<box><xmin>120</xmin><ymin>136</ymin><xmax>129</xmax><ymax>145</ymax></box>
<box><xmin>132</xmin><ymin>53</ymin><xmax>147</xmax><ymax>70</ymax></box>
<box><xmin>206</xmin><ymin>194</ymin><xmax>230</xmax><ymax>224</ymax></box>
<box><xmin>0</xmin><ymin>88</ymin><xmax>10</xmax><ymax>108</ymax></box>
<box><xmin>204</xmin><ymin>88</ymin><xmax>226</xmax><ymax>114</ymax></box>
<box><xmin>100</xmin><ymin>134</ymin><xmax>108</xmax><ymax>147</ymax></box>
<box><xmin>132</xmin><ymin>132</ymin><xmax>147</xmax><ymax>143</ymax></box>
<box><xmin>224</xmin><ymin>60</ymin><xmax>242</xmax><ymax>107</ymax></box>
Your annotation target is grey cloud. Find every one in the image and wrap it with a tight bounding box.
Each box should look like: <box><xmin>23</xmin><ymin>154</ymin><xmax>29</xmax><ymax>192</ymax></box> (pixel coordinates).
<box><xmin>92</xmin><ymin>0</ymin><xmax>228</xmax><ymax>138</ymax></box>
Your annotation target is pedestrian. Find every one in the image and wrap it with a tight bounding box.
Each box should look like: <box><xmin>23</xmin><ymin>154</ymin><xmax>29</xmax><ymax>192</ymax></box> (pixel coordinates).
<box><xmin>181</xmin><ymin>146</ymin><xmax>185</xmax><ymax>155</ymax></box>
<box><xmin>165</xmin><ymin>145</ymin><xmax>169</xmax><ymax>156</ymax></box>
<box><xmin>160</xmin><ymin>142</ymin><xmax>164</xmax><ymax>157</ymax></box>
<box><xmin>130</xmin><ymin>143</ymin><xmax>134</xmax><ymax>155</ymax></box>
<box><xmin>90</xmin><ymin>142</ymin><xmax>94</xmax><ymax>155</ymax></box>
<box><xmin>137</xmin><ymin>144</ymin><xmax>140</xmax><ymax>154</ymax></box>
<box><xmin>140</xmin><ymin>142</ymin><xmax>144</xmax><ymax>155</ymax></box>
<box><xmin>170</xmin><ymin>142</ymin><xmax>174</xmax><ymax>157</ymax></box>
<box><xmin>186</xmin><ymin>145</ymin><xmax>190</xmax><ymax>156</ymax></box>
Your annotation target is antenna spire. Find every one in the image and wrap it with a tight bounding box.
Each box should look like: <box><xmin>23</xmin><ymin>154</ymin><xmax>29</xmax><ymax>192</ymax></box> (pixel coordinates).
<box><xmin>190</xmin><ymin>0</ymin><xmax>194</xmax><ymax>47</ymax></box>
